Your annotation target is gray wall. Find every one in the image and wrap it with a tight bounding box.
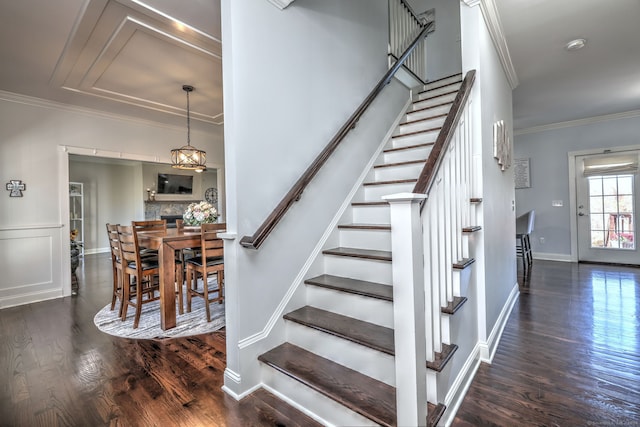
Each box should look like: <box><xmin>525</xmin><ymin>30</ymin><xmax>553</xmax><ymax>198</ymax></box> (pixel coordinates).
<box><xmin>514</xmin><ymin>115</ymin><xmax>640</xmax><ymax>259</ymax></box>
<box><xmin>221</xmin><ymin>0</ymin><xmax>406</xmax><ymax>395</ymax></box>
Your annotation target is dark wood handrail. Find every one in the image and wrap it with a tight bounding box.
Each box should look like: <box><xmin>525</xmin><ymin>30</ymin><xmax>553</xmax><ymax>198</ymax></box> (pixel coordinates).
<box><xmin>412</xmin><ymin>70</ymin><xmax>476</xmax><ymax>196</ymax></box>
<box><xmin>240</xmin><ymin>22</ymin><xmax>434</xmax><ymax>249</ymax></box>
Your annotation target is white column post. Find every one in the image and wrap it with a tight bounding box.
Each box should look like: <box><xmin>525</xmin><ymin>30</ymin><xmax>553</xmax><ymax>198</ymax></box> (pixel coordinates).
<box><xmin>383</xmin><ymin>192</ymin><xmax>427</xmax><ymax>426</ymax></box>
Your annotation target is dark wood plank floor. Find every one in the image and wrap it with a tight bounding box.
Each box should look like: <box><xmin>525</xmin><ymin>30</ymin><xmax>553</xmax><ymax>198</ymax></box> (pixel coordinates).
<box><xmin>2</xmin><ymin>255</ymin><xmax>639</xmax><ymax>426</ymax></box>
<box><xmin>453</xmin><ymin>260</ymin><xmax>640</xmax><ymax>426</ymax></box>
<box><xmin>0</xmin><ymin>253</ymin><xmax>321</xmax><ymax>427</ymax></box>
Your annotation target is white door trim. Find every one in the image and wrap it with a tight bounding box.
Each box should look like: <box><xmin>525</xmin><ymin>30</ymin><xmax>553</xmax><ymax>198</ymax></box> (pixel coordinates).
<box><xmin>568</xmin><ymin>144</ymin><xmax>640</xmax><ymax>263</ymax></box>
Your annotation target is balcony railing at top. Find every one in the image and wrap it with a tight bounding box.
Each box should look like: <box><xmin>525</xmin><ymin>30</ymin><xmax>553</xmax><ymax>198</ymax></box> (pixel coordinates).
<box><xmin>388</xmin><ymin>0</ymin><xmax>431</xmax><ymax>83</ymax></box>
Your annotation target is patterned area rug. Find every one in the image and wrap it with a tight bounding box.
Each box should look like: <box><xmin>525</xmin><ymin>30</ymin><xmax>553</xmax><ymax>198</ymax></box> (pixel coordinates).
<box><xmin>94</xmin><ymin>280</ymin><xmax>225</xmax><ymax>340</ymax></box>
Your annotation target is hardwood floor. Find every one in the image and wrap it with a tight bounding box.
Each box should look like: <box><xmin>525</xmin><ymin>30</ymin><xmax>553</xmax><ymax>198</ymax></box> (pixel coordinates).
<box><xmin>2</xmin><ymin>255</ymin><xmax>639</xmax><ymax>426</ymax></box>
<box><xmin>0</xmin><ymin>254</ymin><xmax>321</xmax><ymax>427</ymax></box>
<box><xmin>453</xmin><ymin>260</ymin><xmax>640</xmax><ymax>426</ymax></box>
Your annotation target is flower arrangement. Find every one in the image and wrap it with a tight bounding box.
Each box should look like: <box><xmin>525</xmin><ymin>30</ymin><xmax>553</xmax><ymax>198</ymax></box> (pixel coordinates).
<box><xmin>183</xmin><ymin>201</ymin><xmax>218</xmax><ymax>226</ymax></box>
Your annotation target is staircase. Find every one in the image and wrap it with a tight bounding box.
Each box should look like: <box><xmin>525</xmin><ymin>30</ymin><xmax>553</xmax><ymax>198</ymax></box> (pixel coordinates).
<box><xmin>258</xmin><ymin>72</ymin><xmax>479</xmax><ymax>426</ymax></box>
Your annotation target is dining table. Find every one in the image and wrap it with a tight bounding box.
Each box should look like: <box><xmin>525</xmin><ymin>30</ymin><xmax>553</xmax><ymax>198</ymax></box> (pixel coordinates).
<box><xmin>136</xmin><ymin>227</ymin><xmax>203</xmax><ymax>330</ymax></box>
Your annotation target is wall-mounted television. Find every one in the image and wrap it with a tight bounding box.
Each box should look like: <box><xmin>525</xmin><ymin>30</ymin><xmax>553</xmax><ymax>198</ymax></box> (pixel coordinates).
<box><xmin>157</xmin><ymin>173</ymin><xmax>193</xmax><ymax>194</ymax></box>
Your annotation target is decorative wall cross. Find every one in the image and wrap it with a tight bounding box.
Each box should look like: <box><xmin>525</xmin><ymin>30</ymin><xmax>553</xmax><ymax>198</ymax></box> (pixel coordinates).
<box><xmin>6</xmin><ymin>180</ymin><xmax>26</xmax><ymax>197</ymax></box>
<box><xmin>493</xmin><ymin>120</ymin><xmax>511</xmax><ymax>171</ymax></box>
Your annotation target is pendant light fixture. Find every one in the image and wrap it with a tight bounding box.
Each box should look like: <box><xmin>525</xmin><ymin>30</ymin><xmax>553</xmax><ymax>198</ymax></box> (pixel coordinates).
<box><xmin>171</xmin><ymin>84</ymin><xmax>206</xmax><ymax>172</ymax></box>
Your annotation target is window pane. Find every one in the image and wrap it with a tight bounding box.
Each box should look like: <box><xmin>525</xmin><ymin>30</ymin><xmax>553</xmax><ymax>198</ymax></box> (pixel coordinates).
<box><xmin>591</xmin><ymin>230</ymin><xmax>605</xmax><ymax>248</ymax></box>
<box><xmin>590</xmin><ymin>214</ymin><xmax>604</xmax><ymax>230</ymax></box>
<box><xmin>590</xmin><ymin>196</ymin><xmax>603</xmax><ymax>213</ymax></box>
<box><xmin>618</xmin><ymin>176</ymin><xmax>633</xmax><ymax>194</ymax></box>
<box><xmin>602</xmin><ymin>177</ymin><xmax>618</xmax><ymax>195</ymax></box>
<box><xmin>589</xmin><ymin>177</ymin><xmax>603</xmax><ymax>196</ymax></box>
<box><xmin>603</xmin><ymin>196</ymin><xmax>619</xmax><ymax>213</ymax></box>
<box><xmin>619</xmin><ymin>195</ymin><xmax>633</xmax><ymax>213</ymax></box>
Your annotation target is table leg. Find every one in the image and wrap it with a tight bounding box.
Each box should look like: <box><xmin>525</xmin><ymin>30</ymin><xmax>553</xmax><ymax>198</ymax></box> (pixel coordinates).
<box><xmin>160</xmin><ymin>242</ymin><xmax>177</xmax><ymax>330</ymax></box>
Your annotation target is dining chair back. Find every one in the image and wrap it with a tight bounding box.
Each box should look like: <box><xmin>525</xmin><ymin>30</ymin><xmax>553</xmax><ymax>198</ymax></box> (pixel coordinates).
<box><xmin>186</xmin><ymin>223</ymin><xmax>225</xmax><ymax>322</ymax></box>
<box><xmin>516</xmin><ymin>210</ymin><xmax>535</xmax><ymax>273</ymax></box>
<box><xmin>106</xmin><ymin>223</ymin><xmax>124</xmax><ymax>316</ymax></box>
<box><xmin>117</xmin><ymin>225</ymin><xmax>161</xmax><ymax>328</ymax></box>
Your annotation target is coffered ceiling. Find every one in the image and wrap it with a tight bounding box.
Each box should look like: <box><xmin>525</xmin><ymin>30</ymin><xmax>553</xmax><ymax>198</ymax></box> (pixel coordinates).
<box><xmin>0</xmin><ymin>0</ymin><xmax>222</xmax><ymax>132</ymax></box>
<box><xmin>1</xmin><ymin>0</ymin><xmax>638</xmax><ymax>136</ymax></box>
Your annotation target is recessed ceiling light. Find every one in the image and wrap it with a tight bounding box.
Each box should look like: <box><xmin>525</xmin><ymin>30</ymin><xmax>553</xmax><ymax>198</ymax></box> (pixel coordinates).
<box><xmin>565</xmin><ymin>38</ymin><xmax>586</xmax><ymax>51</ymax></box>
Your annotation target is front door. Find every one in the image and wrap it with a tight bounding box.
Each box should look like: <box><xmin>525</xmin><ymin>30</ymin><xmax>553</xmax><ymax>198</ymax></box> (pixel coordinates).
<box><xmin>576</xmin><ymin>151</ymin><xmax>639</xmax><ymax>265</ymax></box>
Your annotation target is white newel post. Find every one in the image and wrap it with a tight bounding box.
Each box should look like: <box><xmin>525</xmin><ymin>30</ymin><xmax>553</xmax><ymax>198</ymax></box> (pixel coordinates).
<box><xmin>383</xmin><ymin>192</ymin><xmax>428</xmax><ymax>426</ymax></box>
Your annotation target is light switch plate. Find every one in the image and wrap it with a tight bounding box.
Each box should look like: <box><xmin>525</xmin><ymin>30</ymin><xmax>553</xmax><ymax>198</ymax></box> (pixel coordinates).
<box><xmin>552</xmin><ymin>200</ymin><xmax>563</xmax><ymax>207</ymax></box>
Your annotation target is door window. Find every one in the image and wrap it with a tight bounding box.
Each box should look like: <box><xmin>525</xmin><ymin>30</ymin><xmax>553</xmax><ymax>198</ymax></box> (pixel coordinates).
<box><xmin>588</xmin><ymin>174</ymin><xmax>634</xmax><ymax>250</ymax></box>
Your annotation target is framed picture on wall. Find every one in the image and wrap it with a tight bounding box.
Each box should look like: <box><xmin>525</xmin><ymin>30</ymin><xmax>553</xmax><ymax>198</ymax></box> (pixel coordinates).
<box><xmin>514</xmin><ymin>158</ymin><xmax>531</xmax><ymax>189</ymax></box>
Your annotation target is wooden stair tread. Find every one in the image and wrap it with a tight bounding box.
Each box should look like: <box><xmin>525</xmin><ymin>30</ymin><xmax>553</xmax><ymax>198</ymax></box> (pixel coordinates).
<box><xmin>426</xmin><ymin>343</ymin><xmax>458</xmax><ymax>372</ymax></box>
<box><xmin>374</xmin><ymin>159</ymin><xmax>426</xmax><ymax>169</ymax></box>
<box><xmin>284</xmin><ymin>306</ymin><xmax>394</xmax><ymax>355</ymax></box>
<box><xmin>400</xmin><ymin>113</ymin><xmax>448</xmax><ymax>127</ymax></box>
<box><xmin>427</xmin><ymin>402</ymin><xmax>446</xmax><ymax>427</ymax></box>
<box><xmin>338</xmin><ymin>223</ymin><xmax>391</xmax><ymax>230</ymax></box>
<box><xmin>323</xmin><ymin>247</ymin><xmax>392</xmax><ymax>262</ymax></box>
<box><xmin>391</xmin><ymin>126</ymin><xmax>442</xmax><ymax>139</ymax></box>
<box><xmin>441</xmin><ymin>296</ymin><xmax>468</xmax><ymax>315</ymax></box>
<box><xmin>462</xmin><ymin>225</ymin><xmax>482</xmax><ymax>233</ymax></box>
<box><xmin>408</xmin><ymin>101</ymin><xmax>454</xmax><ymax>116</ymax></box>
<box><xmin>384</xmin><ymin>142</ymin><xmax>435</xmax><ymax>153</ymax></box>
<box><xmin>351</xmin><ymin>201</ymin><xmax>389</xmax><ymax>206</ymax></box>
<box><xmin>418</xmin><ymin>81</ymin><xmax>461</xmax><ymax>96</ymax></box>
<box><xmin>453</xmin><ymin>257</ymin><xmax>475</xmax><ymax>270</ymax></box>
<box><xmin>414</xmin><ymin>89</ymin><xmax>458</xmax><ymax>103</ymax></box>
<box><xmin>363</xmin><ymin>178</ymin><xmax>417</xmax><ymax>186</ymax></box>
<box><xmin>425</xmin><ymin>72</ymin><xmax>463</xmax><ymax>86</ymax></box>
<box><xmin>305</xmin><ymin>274</ymin><xmax>393</xmax><ymax>301</ymax></box>
<box><xmin>258</xmin><ymin>343</ymin><xmax>396</xmax><ymax>427</ymax></box>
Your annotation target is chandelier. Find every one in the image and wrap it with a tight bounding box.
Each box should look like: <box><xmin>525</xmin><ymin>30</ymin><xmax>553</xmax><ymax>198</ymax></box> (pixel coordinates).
<box><xmin>171</xmin><ymin>85</ymin><xmax>206</xmax><ymax>172</ymax></box>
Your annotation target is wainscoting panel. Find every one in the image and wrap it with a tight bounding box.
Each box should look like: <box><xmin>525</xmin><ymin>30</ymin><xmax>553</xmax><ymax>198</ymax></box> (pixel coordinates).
<box><xmin>0</xmin><ymin>225</ymin><xmax>65</xmax><ymax>308</ymax></box>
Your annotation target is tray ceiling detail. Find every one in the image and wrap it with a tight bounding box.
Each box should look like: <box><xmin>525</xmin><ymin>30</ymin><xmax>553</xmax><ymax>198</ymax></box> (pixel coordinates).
<box><xmin>51</xmin><ymin>0</ymin><xmax>223</xmax><ymax>125</ymax></box>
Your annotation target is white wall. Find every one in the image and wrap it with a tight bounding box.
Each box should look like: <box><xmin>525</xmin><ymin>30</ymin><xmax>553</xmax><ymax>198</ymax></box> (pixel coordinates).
<box><xmin>0</xmin><ymin>92</ymin><xmax>222</xmax><ymax>308</ymax></box>
<box><xmin>407</xmin><ymin>0</ymin><xmax>462</xmax><ymax>80</ymax></box>
<box><xmin>514</xmin><ymin>115</ymin><xmax>640</xmax><ymax>259</ymax></box>
<box><xmin>69</xmin><ymin>158</ymin><xmax>142</xmax><ymax>253</ymax></box>
<box><xmin>461</xmin><ymin>3</ymin><xmax>516</xmax><ymax>346</ymax></box>
<box><xmin>221</xmin><ymin>0</ymin><xmax>408</xmax><ymax>395</ymax></box>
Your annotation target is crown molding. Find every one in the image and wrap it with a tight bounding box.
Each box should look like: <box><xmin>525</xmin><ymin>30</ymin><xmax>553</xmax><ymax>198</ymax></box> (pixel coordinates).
<box><xmin>463</xmin><ymin>0</ymin><xmax>519</xmax><ymax>89</ymax></box>
<box><xmin>267</xmin><ymin>0</ymin><xmax>295</xmax><ymax>10</ymax></box>
<box><xmin>515</xmin><ymin>109</ymin><xmax>640</xmax><ymax>136</ymax></box>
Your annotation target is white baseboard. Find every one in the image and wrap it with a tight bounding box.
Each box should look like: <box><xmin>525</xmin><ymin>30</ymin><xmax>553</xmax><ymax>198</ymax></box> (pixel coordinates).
<box><xmin>0</xmin><ymin>288</ymin><xmax>64</xmax><ymax>309</ymax></box>
<box><xmin>84</xmin><ymin>247</ymin><xmax>109</xmax><ymax>255</ymax></box>
<box><xmin>441</xmin><ymin>344</ymin><xmax>481</xmax><ymax>427</ymax></box>
<box><xmin>479</xmin><ymin>282</ymin><xmax>519</xmax><ymax>362</ymax></box>
<box><xmin>532</xmin><ymin>252</ymin><xmax>573</xmax><ymax>262</ymax></box>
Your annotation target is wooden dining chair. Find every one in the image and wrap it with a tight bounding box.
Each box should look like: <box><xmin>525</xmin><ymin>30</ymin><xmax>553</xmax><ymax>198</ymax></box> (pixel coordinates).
<box><xmin>131</xmin><ymin>219</ymin><xmax>166</xmax><ymax>258</ymax></box>
<box><xmin>185</xmin><ymin>223</ymin><xmax>225</xmax><ymax>322</ymax></box>
<box><xmin>117</xmin><ymin>225</ymin><xmax>161</xmax><ymax>328</ymax></box>
<box><xmin>106</xmin><ymin>223</ymin><xmax>124</xmax><ymax>317</ymax></box>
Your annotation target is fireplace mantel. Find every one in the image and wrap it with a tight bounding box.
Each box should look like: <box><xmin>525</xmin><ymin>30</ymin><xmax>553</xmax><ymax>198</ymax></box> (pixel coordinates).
<box><xmin>144</xmin><ymin>200</ymin><xmax>202</xmax><ymax>220</ymax></box>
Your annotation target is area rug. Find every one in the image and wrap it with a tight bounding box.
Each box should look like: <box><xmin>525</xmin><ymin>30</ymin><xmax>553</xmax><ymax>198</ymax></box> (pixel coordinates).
<box><xmin>93</xmin><ymin>279</ymin><xmax>225</xmax><ymax>340</ymax></box>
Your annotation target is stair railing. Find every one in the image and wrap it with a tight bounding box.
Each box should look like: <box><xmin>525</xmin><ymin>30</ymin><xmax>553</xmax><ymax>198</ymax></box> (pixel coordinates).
<box><xmin>388</xmin><ymin>0</ymin><xmax>429</xmax><ymax>82</ymax></box>
<box><xmin>385</xmin><ymin>70</ymin><xmax>476</xmax><ymax>425</ymax></box>
<box><xmin>240</xmin><ymin>21</ymin><xmax>434</xmax><ymax>250</ymax></box>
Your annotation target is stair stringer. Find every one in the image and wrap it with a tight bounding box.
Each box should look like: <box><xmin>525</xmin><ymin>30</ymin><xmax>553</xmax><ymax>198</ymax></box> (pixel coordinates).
<box><xmin>245</xmin><ymin>96</ymin><xmax>412</xmax><ymax>421</ymax></box>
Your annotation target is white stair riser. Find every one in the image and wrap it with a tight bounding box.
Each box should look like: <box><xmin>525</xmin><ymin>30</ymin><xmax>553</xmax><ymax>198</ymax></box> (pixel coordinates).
<box><xmin>374</xmin><ymin>162</ymin><xmax>424</xmax><ymax>182</ymax></box>
<box><xmin>406</xmin><ymin>103</ymin><xmax>451</xmax><ymax>122</ymax></box>
<box><xmin>427</xmin><ymin>371</ymin><xmax>438</xmax><ymax>404</ymax></box>
<box><xmin>323</xmin><ymin>255</ymin><xmax>392</xmax><ymax>285</ymax></box>
<box><xmin>306</xmin><ymin>286</ymin><xmax>394</xmax><ymax>328</ymax></box>
<box><xmin>339</xmin><ymin>228</ymin><xmax>391</xmax><ymax>252</ymax></box>
<box><xmin>416</xmin><ymin>83</ymin><xmax>461</xmax><ymax>100</ymax></box>
<box><xmin>364</xmin><ymin>182</ymin><xmax>415</xmax><ymax>200</ymax></box>
<box><xmin>352</xmin><ymin>205</ymin><xmax>390</xmax><ymax>224</ymax></box>
<box><xmin>261</xmin><ymin>367</ymin><xmax>376</xmax><ymax>426</ymax></box>
<box><xmin>424</xmin><ymin>75</ymin><xmax>462</xmax><ymax>90</ymax></box>
<box><xmin>412</xmin><ymin>92</ymin><xmax>457</xmax><ymax>110</ymax></box>
<box><xmin>383</xmin><ymin>146</ymin><xmax>433</xmax><ymax>164</ymax></box>
<box><xmin>286</xmin><ymin>321</ymin><xmax>396</xmax><ymax>386</ymax></box>
<box><xmin>390</xmin><ymin>130</ymin><xmax>439</xmax><ymax>148</ymax></box>
<box><xmin>397</xmin><ymin>116</ymin><xmax>446</xmax><ymax>135</ymax></box>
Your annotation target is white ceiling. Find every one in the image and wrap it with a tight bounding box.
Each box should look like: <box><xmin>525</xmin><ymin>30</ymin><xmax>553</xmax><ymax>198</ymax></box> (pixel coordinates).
<box><xmin>1</xmin><ymin>0</ymin><xmax>638</xmax><ymax>134</ymax></box>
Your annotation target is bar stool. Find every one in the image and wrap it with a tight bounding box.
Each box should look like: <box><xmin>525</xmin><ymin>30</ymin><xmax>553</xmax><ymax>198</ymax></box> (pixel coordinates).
<box><xmin>516</xmin><ymin>210</ymin><xmax>535</xmax><ymax>273</ymax></box>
